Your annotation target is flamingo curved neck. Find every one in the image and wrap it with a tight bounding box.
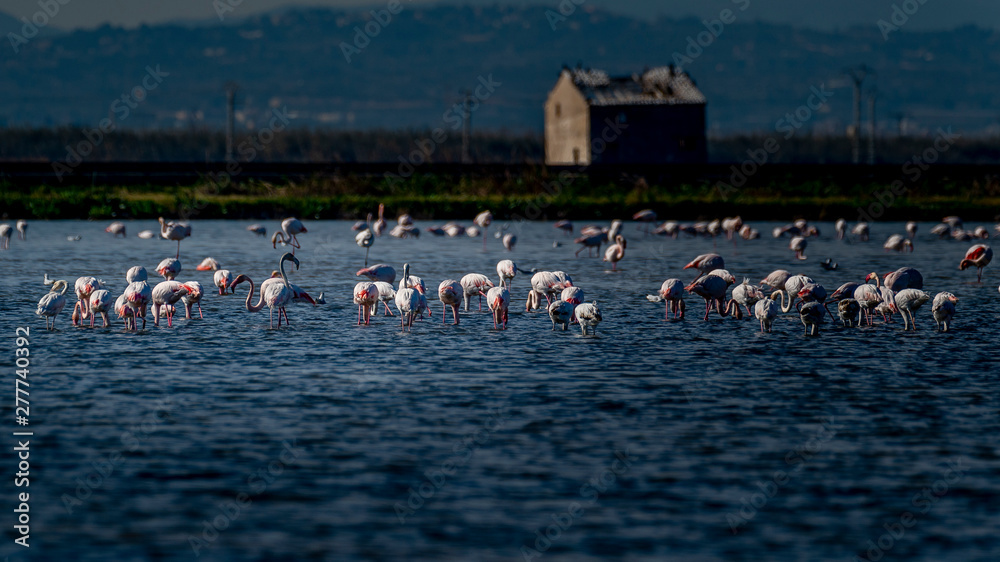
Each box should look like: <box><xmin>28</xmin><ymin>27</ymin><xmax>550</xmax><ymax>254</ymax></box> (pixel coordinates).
<box><xmin>244</xmin><ymin>278</ymin><xmax>266</xmax><ymax>312</ymax></box>
<box><xmin>772</xmin><ymin>290</ymin><xmax>792</xmax><ymax>313</ymax></box>
<box><xmin>278</xmin><ymin>258</ymin><xmax>291</xmax><ymax>288</ymax></box>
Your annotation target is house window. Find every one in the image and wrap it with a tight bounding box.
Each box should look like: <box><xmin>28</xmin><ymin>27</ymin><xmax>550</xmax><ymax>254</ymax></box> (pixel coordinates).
<box><xmin>572</xmin><ymin>148</ymin><xmax>580</xmax><ymax>164</ymax></box>
<box><xmin>555</xmin><ymin>103</ymin><xmax>561</xmax><ymax>117</ymax></box>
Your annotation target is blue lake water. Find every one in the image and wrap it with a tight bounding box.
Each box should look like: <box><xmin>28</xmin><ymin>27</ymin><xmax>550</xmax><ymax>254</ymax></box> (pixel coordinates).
<box><xmin>0</xmin><ymin>219</ymin><xmax>998</xmax><ymax>561</ymax></box>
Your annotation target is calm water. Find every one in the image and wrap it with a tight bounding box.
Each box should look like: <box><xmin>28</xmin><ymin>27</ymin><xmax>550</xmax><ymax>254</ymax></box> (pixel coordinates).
<box><xmin>1</xmin><ymin>220</ymin><xmax>998</xmax><ymax>561</ymax></box>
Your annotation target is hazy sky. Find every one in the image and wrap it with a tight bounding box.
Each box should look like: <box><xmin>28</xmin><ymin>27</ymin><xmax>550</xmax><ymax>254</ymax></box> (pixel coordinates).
<box><xmin>1</xmin><ymin>0</ymin><xmax>998</xmax><ymax>30</ymax></box>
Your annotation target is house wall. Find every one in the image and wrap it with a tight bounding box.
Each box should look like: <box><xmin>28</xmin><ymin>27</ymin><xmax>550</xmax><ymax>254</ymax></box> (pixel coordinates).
<box><xmin>588</xmin><ymin>104</ymin><xmax>707</xmax><ymax>164</ymax></box>
<box><xmin>544</xmin><ymin>72</ymin><xmax>590</xmax><ymax>165</ymax></box>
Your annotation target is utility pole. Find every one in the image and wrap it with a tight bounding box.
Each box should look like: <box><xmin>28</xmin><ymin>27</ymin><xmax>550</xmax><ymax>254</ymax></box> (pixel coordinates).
<box><xmin>225</xmin><ymin>81</ymin><xmax>238</xmax><ymax>162</ymax></box>
<box><xmin>461</xmin><ymin>90</ymin><xmax>472</xmax><ymax>164</ymax></box>
<box><xmin>845</xmin><ymin>65</ymin><xmax>873</xmax><ymax>164</ymax></box>
<box><xmin>867</xmin><ymin>88</ymin><xmax>877</xmax><ymax>165</ymax></box>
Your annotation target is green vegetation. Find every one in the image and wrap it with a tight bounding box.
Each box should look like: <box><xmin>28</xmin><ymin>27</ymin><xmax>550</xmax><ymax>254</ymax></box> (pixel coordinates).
<box><xmin>3</xmin><ymin>169</ymin><xmax>1000</xmax><ymax>221</ymax></box>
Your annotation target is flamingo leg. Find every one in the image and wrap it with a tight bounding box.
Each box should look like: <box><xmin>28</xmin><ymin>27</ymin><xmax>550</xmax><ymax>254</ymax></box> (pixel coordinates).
<box><xmin>365</xmin><ymin>246</ymin><xmax>369</xmax><ymax>267</ymax></box>
<box><xmin>478</xmin><ymin>294</ymin><xmax>483</xmax><ymax>312</ymax></box>
<box><xmin>198</xmin><ymin>303</ymin><xmax>203</xmax><ymax>319</ymax></box>
<box><xmin>452</xmin><ymin>305</ymin><xmax>459</xmax><ymax>325</ymax></box>
<box><xmin>176</xmin><ymin>240</ymin><xmax>180</xmax><ymax>259</ymax></box>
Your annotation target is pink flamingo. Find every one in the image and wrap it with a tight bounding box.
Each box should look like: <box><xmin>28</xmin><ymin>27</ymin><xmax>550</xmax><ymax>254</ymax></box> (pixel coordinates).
<box><xmin>959</xmin><ymin>244</ymin><xmax>992</xmax><ymax>282</ymax></box>
<box><xmin>683</xmin><ymin>253</ymin><xmax>724</xmax><ymax>281</ymax></box>
<box><xmin>438</xmin><ymin>280</ymin><xmax>463</xmax><ymax>325</ymax></box>
<box><xmin>106</xmin><ymin>221</ymin><xmax>127</xmax><ymax>238</ymax></box>
<box><xmin>230</xmin><ymin>253</ymin><xmax>299</xmax><ymax>328</ymax></box>
<box><xmin>156</xmin><ymin>258</ymin><xmax>181</xmax><ymax>280</ymax></box>
<box><xmin>603</xmin><ymin>235</ymin><xmax>626</xmax><ymax>270</ymax></box>
<box><xmin>354</xmin><ymin>282</ymin><xmax>379</xmax><ymax>325</ymax></box>
<box><xmin>151</xmin><ymin>281</ymin><xmax>195</xmax><ymax>327</ymax></box>
<box><xmin>196</xmin><ymin>257</ymin><xmax>221</xmax><ymax>271</ymax></box>
<box><xmin>124</xmin><ymin>281</ymin><xmax>152</xmax><ymax>329</ymax></box>
<box><xmin>487</xmin><ymin>286</ymin><xmax>510</xmax><ymax>330</ymax></box>
<box><xmin>89</xmin><ymin>289</ymin><xmax>113</xmax><ymax>327</ymax></box>
<box><xmin>159</xmin><ymin>217</ymin><xmax>191</xmax><ymax>258</ymax></box>
<box><xmin>685</xmin><ymin>275</ymin><xmax>739</xmax><ymax>320</ymax></box>
<box><xmin>71</xmin><ymin>276</ymin><xmax>102</xmax><ymax>326</ymax></box>
<box><xmin>460</xmin><ymin>273</ymin><xmax>494</xmax><ymax>311</ymax></box>
<box><xmin>272</xmin><ymin>217</ymin><xmax>307</xmax><ymax>254</ymax></box>
<box><xmin>214</xmin><ymin>270</ymin><xmax>234</xmax><ymax>295</ymax></box>
<box><xmin>373</xmin><ymin>204</ymin><xmax>387</xmax><ymax>236</ymax></box>
<box><xmin>356</xmin><ymin>264</ymin><xmax>396</xmax><ymax>284</ymax></box>
<box><xmin>475</xmin><ymin>210</ymin><xmax>493</xmax><ymax>250</ymax></box>
<box><xmin>181</xmin><ymin>281</ymin><xmax>204</xmax><ymax>319</ymax></box>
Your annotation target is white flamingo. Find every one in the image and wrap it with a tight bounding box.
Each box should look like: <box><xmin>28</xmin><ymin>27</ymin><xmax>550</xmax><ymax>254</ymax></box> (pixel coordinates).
<box><xmin>151</xmin><ymin>281</ymin><xmax>194</xmax><ymax>327</ymax></box>
<box><xmin>159</xmin><ymin>217</ymin><xmax>191</xmax><ymax>258</ymax></box>
<box><xmin>486</xmin><ymin>286</ymin><xmax>510</xmax><ymax>330</ymax></box>
<box><xmin>230</xmin><ymin>253</ymin><xmax>299</xmax><ymax>328</ymax></box>
<box><xmin>575</xmin><ymin>302</ymin><xmax>603</xmax><ymax>335</ymax></box>
<box><xmin>156</xmin><ymin>257</ymin><xmax>181</xmax><ymax>280</ymax></box>
<box><xmin>460</xmin><ymin>273</ymin><xmax>494</xmax><ymax>311</ymax></box>
<box><xmin>394</xmin><ymin>263</ymin><xmax>421</xmax><ymax>331</ymax></box>
<box><xmin>36</xmin><ymin>280</ymin><xmax>69</xmax><ymax>330</ymax></box>
<box><xmin>356</xmin><ymin>264</ymin><xmax>396</xmax><ymax>284</ymax></box>
<box><xmin>894</xmin><ymin>288</ymin><xmax>930</xmax><ymax>331</ymax></box>
<box><xmin>647</xmin><ymin>278</ymin><xmax>685</xmax><ymax>320</ymax></box>
<box><xmin>353</xmin><ymin>282</ymin><xmax>379</xmax><ymax>325</ymax></box>
<box><xmin>214</xmin><ymin>270</ymin><xmax>234</xmax><ymax>295</ymax></box>
<box><xmin>754</xmin><ymin>297</ymin><xmax>780</xmax><ymax>333</ymax></box>
<box><xmin>124</xmin><ymin>281</ymin><xmax>152</xmax><ymax>330</ymax></box>
<box><xmin>475</xmin><ymin>210</ymin><xmax>493</xmax><ymax>250</ymax></box>
<box><xmin>438</xmin><ymin>280</ymin><xmax>463</xmax><ymax>325</ymax></box>
<box><xmin>548</xmin><ymin>300</ymin><xmax>574</xmax><ymax>330</ymax></box>
<box><xmin>89</xmin><ymin>289</ymin><xmax>113</xmax><ymax>327</ymax></box>
<box><xmin>272</xmin><ymin>217</ymin><xmax>307</xmax><ymax>254</ymax></box>
<box><xmin>196</xmin><ymin>257</ymin><xmax>221</xmax><ymax>271</ymax></box>
<box><xmin>603</xmin><ymin>235</ymin><xmax>626</xmax><ymax>270</ymax></box>
<box><xmin>181</xmin><ymin>281</ymin><xmax>204</xmax><ymax>319</ymax></box>
<box><xmin>106</xmin><ymin>221</ymin><xmax>127</xmax><ymax>238</ymax></box>
<box><xmin>931</xmin><ymin>292</ymin><xmax>958</xmax><ymax>332</ymax></box>
<box><xmin>16</xmin><ymin>220</ymin><xmax>27</xmax><ymax>240</ymax></box>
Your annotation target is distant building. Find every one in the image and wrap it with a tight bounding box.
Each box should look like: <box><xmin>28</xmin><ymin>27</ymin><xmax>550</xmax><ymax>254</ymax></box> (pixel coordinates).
<box><xmin>544</xmin><ymin>66</ymin><xmax>707</xmax><ymax>165</ymax></box>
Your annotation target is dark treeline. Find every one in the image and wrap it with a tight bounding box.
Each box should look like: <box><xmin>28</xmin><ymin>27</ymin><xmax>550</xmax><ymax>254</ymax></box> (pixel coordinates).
<box><xmin>1</xmin><ymin>127</ymin><xmax>998</xmax><ymax>164</ymax></box>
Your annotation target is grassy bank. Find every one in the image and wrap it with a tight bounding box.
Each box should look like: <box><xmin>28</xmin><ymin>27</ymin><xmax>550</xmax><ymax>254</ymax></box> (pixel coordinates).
<box><xmin>3</xmin><ymin>172</ymin><xmax>999</xmax><ymax>221</ymax></box>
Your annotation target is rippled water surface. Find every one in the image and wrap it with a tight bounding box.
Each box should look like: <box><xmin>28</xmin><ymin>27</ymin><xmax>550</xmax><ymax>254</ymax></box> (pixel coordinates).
<box><xmin>1</xmin><ymin>220</ymin><xmax>999</xmax><ymax>561</ymax></box>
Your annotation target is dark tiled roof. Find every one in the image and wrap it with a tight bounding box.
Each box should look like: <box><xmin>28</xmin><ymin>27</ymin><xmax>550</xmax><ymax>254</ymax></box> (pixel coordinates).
<box><xmin>569</xmin><ymin>67</ymin><xmax>706</xmax><ymax>106</ymax></box>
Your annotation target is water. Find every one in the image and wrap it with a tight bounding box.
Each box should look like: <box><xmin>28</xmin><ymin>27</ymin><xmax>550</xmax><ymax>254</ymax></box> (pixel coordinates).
<box><xmin>1</xmin><ymin>220</ymin><xmax>998</xmax><ymax>561</ymax></box>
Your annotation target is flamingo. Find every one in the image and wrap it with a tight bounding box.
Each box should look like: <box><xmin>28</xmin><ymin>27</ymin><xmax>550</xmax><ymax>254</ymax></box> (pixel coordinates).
<box><xmin>800</xmin><ymin>302</ymin><xmax>825</xmax><ymax>335</ymax></box>
<box><xmin>372</xmin><ymin>281</ymin><xmax>396</xmax><ymax>316</ymax></box>
<box><xmin>247</xmin><ymin>224</ymin><xmax>266</xmax><ymax>236</ymax></box>
<box><xmin>883</xmin><ymin>267</ymin><xmax>923</xmax><ymax>291</ymax></box>
<box><xmin>443</xmin><ymin>223</ymin><xmax>466</xmax><ymax>237</ymax></box>
<box><xmin>502</xmin><ymin>233</ymin><xmax>517</xmax><ymax>252</ymax></box>
<box><xmin>603</xmin><ymin>235</ymin><xmax>626</xmax><ymax>270</ymax></box>
<box><xmin>497</xmin><ymin>260</ymin><xmax>530</xmax><ymax>290</ymax></box>
<box><xmin>460</xmin><ymin>273</ymin><xmax>494</xmax><ymax>311</ymax></box>
<box><xmin>137</xmin><ymin>230</ymin><xmax>155</xmax><ymax>239</ymax></box>
<box><xmin>854</xmin><ymin>277</ymin><xmax>883</xmax><ymax>326</ymax></box>
<box><xmin>931</xmin><ymin>292</ymin><xmax>958</xmax><ymax>332</ymax></box>
<box><xmin>683</xmin><ymin>253</ymin><xmax>724</xmax><ymax>281</ymax></box>
<box><xmin>554</xmin><ymin>220</ymin><xmax>573</xmax><ymax>235</ymax></box>
<box><xmin>36</xmin><ymin>279</ymin><xmax>69</xmax><ymax>330</ymax></box>
<box><xmin>830</xmin><ymin>282</ymin><xmax>860</xmax><ymax>303</ymax></box>
<box><xmin>230</xmin><ymin>253</ymin><xmax>299</xmax><ymax>328</ymax></box>
<box><xmin>196</xmin><ymin>257</ymin><xmax>221</xmax><ymax>271</ymax></box>
<box><xmin>575</xmin><ymin>302</ymin><xmax>603</xmax><ymax>334</ymax></box>
<box><xmin>722</xmin><ymin>216</ymin><xmax>742</xmax><ymax>241</ymax></box>
<box><xmin>356</xmin><ymin>218</ymin><xmax>375</xmax><ymax>266</ymax></box>
<box><xmin>389</xmin><ymin>224</ymin><xmax>420</xmax><ymax>238</ymax></box>
<box><xmin>16</xmin><ymin>220</ymin><xmax>27</xmax><ymax>240</ymax></box>
<box><xmin>115</xmin><ymin>294</ymin><xmax>136</xmax><ymax>330</ymax></box>
<box><xmin>124</xmin><ymin>281</ymin><xmax>152</xmax><ymax>330</ymax></box>
<box><xmin>655</xmin><ymin>221</ymin><xmax>679</xmax><ymax>238</ymax></box>
<box><xmin>398</xmin><ymin>214</ymin><xmax>414</xmax><ymax>227</ymax></box>
<box><xmin>106</xmin><ymin>221</ymin><xmax>127</xmax><ymax>238</ymax></box>
<box><xmin>356</xmin><ymin>264</ymin><xmax>396</xmax><ymax>284</ymax></box>
<box><xmin>71</xmin><ymin>276</ymin><xmax>102</xmax><ymax>325</ymax></box>
<box><xmin>264</xmin><ymin>270</ymin><xmax>318</xmax><ymax>305</ymax></box>
<box><xmin>930</xmin><ymin>223</ymin><xmax>952</xmax><ymax>238</ymax></box>
<box><xmin>797</xmin><ymin>282</ymin><xmax>835</xmax><ymax>321</ymax></box>
<box><xmin>739</xmin><ymin>224</ymin><xmax>760</xmax><ymax>240</ymax></box>
<box><xmin>906</xmin><ymin>221</ymin><xmax>918</xmax><ymax>239</ymax></box>
<box><xmin>524</xmin><ymin>271</ymin><xmax>565</xmax><ymax>310</ymax></box>
<box><xmin>475</xmin><ymin>210</ymin><xmax>492</xmax><ymax>250</ymax></box>
<box><xmin>974</xmin><ymin>226</ymin><xmax>990</xmax><ymax>239</ymax></box>
<box><xmin>760</xmin><ymin>269</ymin><xmax>792</xmax><ymax>291</ymax></box>
<box><xmin>731</xmin><ymin>279</ymin><xmax>764</xmax><ymax>317</ymax></box>
<box><xmin>151</xmin><ymin>281</ymin><xmax>194</xmax><ymax>327</ymax></box>
<box><xmin>574</xmin><ymin>232</ymin><xmax>605</xmax><ymax>257</ymax></box>
<box><xmin>487</xmin><ymin>286</ymin><xmax>510</xmax><ymax>330</ymax></box>
<box><xmin>181</xmin><ymin>281</ymin><xmax>204</xmax><ymax>319</ymax></box>
<box><xmin>272</xmin><ymin>217</ymin><xmax>307</xmax><ymax>254</ymax></box>
<box><xmin>353</xmin><ymin>282</ymin><xmax>379</xmax><ymax>325</ymax></box>
<box><xmin>632</xmin><ymin>209</ymin><xmax>657</xmax><ymax>234</ymax></box>
<box><xmin>647</xmin><ymin>279</ymin><xmax>685</xmax><ymax>320</ymax></box>
<box><xmin>156</xmin><ymin>258</ymin><xmax>181</xmax><ymax>280</ymax></box>
<box><xmin>373</xmin><ymin>204</ymin><xmax>387</xmax><ymax>236</ymax></box>
<box><xmin>394</xmin><ymin>263</ymin><xmax>421</xmax><ymax>331</ymax></box>
<box><xmin>214</xmin><ymin>270</ymin><xmax>234</xmax><ymax>295</ymax></box>
<box><xmin>852</xmin><ymin>222</ymin><xmax>870</xmax><ymax>241</ymax></box>
<box><xmin>548</xmin><ymin>300</ymin><xmax>574</xmax><ymax>330</ymax></box>
<box><xmin>883</xmin><ymin>235</ymin><xmax>913</xmax><ymax>252</ymax></box>
<box><xmin>894</xmin><ymin>289</ymin><xmax>930</xmax><ymax>331</ymax></box>
<box><xmin>0</xmin><ymin>224</ymin><xmax>11</xmax><ymax>249</ymax></box>
<box><xmin>959</xmin><ymin>244</ymin><xmax>992</xmax><ymax>282</ymax></box>
<box><xmin>838</xmin><ymin>299</ymin><xmax>861</xmax><ymax>327</ymax></box>
<box><xmin>686</xmin><ymin>275</ymin><xmax>739</xmax><ymax>320</ymax></box>
<box><xmin>88</xmin><ymin>290</ymin><xmax>112</xmax><ymax>327</ymax></box>
<box><xmin>754</xmin><ymin>296</ymin><xmax>780</xmax><ymax>333</ymax></box>
<box><xmin>790</xmin><ymin>236</ymin><xmax>808</xmax><ymax>260</ymax></box>
<box><xmin>438</xmin><ymin>280</ymin><xmax>463</xmax><ymax>325</ymax></box>
<box><xmin>126</xmin><ymin>266</ymin><xmax>148</xmax><ymax>283</ymax></box>
<box><xmin>466</xmin><ymin>226</ymin><xmax>481</xmax><ymax>237</ymax></box>
<box><xmin>835</xmin><ymin>219</ymin><xmax>847</xmax><ymax>240</ymax></box>
<box><xmin>159</xmin><ymin>217</ymin><xmax>191</xmax><ymax>258</ymax></box>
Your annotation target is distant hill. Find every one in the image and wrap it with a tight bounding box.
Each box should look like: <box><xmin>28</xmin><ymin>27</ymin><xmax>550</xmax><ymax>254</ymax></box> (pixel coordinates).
<box><xmin>1</xmin><ymin>5</ymin><xmax>998</xmax><ymax>136</ymax></box>
<box><xmin>0</xmin><ymin>10</ymin><xmax>64</xmax><ymax>40</ymax></box>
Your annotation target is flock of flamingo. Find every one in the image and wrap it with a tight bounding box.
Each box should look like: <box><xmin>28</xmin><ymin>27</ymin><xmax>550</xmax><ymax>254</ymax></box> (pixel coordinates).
<box><xmin>9</xmin><ymin>209</ymin><xmax>996</xmax><ymax>336</ymax></box>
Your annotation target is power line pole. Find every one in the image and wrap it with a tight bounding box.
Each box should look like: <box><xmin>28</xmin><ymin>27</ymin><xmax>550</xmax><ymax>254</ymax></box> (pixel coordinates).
<box><xmin>461</xmin><ymin>90</ymin><xmax>472</xmax><ymax>164</ymax></box>
<box><xmin>867</xmin><ymin>88</ymin><xmax>877</xmax><ymax>165</ymax></box>
<box><xmin>845</xmin><ymin>65</ymin><xmax>873</xmax><ymax>164</ymax></box>
<box><xmin>225</xmin><ymin>81</ymin><xmax>238</xmax><ymax>162</ymax></box>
